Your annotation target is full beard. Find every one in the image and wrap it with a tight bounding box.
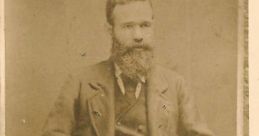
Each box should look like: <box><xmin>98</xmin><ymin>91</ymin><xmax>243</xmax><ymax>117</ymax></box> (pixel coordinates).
<box><xmin>111</xmin><ymin>37</ymin><xmax>154</xmax><ymax>82</ymax></box>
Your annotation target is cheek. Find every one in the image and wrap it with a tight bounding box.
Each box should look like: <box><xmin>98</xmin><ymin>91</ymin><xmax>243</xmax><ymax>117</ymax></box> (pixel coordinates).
<box><xmin>113</xmin><ymin>28</ymin><xmax>133</xmax><ymax>44</ymax></box>
<box><xmin>143</xmin><ymin>29</ymin><xmax>154</xmax><ymax>42</ymax></box>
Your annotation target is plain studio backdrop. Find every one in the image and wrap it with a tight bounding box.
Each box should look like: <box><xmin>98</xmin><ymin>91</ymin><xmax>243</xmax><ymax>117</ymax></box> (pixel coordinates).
<box><xmin>5</xmin><ymin>0</ymin><xmax>237</xmax><ymax>136</ymax></box>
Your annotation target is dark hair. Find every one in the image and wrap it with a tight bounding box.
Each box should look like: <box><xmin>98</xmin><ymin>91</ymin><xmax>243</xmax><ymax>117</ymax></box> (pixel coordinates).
<box><xmin>106</xmin><ymin>0</ymin><xmax>153</xmax><ymax>25</ymax></box>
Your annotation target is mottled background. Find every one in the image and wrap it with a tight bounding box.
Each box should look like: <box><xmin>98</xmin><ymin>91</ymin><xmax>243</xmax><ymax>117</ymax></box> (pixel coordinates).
<box><xmin>5</xmin><ymin>0</ymin><xmax>237</xmax><ymax>136</ymax></box>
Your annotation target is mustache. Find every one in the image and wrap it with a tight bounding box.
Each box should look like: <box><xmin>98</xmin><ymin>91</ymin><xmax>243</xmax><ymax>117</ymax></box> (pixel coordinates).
<box><xmin>119</xmin><ymin>44</ymin><xmax>153</xmax><ymax>56</ymax></box>
<box><xmin>129</xmin><ymin>44</ymin><xmax>152</xmax><ymax>50</ymax></box>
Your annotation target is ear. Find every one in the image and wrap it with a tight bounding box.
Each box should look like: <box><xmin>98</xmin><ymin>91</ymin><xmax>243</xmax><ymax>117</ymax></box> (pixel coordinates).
<box><xmin>105</xmin><ymin>23</ymin><xmax>113</xmax><ymax>35</ymax></box>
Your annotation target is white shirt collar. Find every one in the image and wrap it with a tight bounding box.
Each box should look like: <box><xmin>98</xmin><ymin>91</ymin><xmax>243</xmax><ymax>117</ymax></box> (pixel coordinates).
<box><xmin>114</xmin><ymin>63</ymin><xmax>145</xmax><ymax>98</ymax></box>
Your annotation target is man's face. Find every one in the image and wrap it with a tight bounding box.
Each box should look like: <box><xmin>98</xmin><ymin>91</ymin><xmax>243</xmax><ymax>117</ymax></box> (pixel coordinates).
<box><xmin>110</xmin><ymin>1</ymin><xmax>154</xmax><ymax>81</ymax></box>
<box><xmin>111</xmin><ymin>1</ymin><xmax>154</xmax><ymax>50</ymax></box>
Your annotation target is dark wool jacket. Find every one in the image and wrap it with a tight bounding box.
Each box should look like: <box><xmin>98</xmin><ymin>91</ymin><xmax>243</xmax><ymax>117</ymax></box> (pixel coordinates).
<box><xmin>42</xmin><ymin>59</ymin><xmax>215</xmax><ymax>136</ymax></box>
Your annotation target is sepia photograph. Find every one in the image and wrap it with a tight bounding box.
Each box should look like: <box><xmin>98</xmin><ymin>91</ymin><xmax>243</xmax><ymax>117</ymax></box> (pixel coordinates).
<box><xmin>2</xmin><ymin>0</ymin><xmax>248</xmax><ymax>136</ymax></box>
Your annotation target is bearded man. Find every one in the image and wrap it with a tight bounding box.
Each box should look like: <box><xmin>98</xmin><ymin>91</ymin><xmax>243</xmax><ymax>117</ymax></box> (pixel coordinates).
<box><xmin>42</xmin><ymin>0</ymin><xmax>215</xmax><ymax>136</ymax></box>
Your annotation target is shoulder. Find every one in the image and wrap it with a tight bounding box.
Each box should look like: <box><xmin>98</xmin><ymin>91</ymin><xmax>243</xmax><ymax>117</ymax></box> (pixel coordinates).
<box><xmin>60</xmin><ymin>60</ymin><xmax>112</xmax><ymax>97</ymax></box>
<box><xmin>62</xmin><ymin>59</ymin><xmax>112</xmax><ymax>88</ymax></box>
<box><xmin>153</xmin><ymin>64</ymin><xmax>187</xmax><ymax>93</ymax></box>
<box><xmin>155</xmin><ymin>64</ymin><xmax>185</xmax><ymax>82</ymax></box>
<box><xmin>71</xmin><ymin>59</ymin><xmax>112</xmax><ymax>81</ymax></box>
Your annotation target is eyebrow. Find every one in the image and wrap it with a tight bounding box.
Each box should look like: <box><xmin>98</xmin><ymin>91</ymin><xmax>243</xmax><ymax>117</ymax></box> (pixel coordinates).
<box><xmin>122</xmin><ymin>20</ymin><xmax>152</xmax><ymax>25</ymax></box>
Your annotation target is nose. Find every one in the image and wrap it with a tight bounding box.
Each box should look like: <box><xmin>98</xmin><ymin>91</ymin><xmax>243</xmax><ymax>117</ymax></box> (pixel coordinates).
<box><xmin>133</xmin><ymin>27</ymin><xmax>143</xmax><ymax>43</ymax></box>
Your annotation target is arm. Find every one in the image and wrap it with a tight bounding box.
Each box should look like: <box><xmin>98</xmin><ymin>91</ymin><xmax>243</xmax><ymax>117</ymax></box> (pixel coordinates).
<box><xmin>42</xmin><ymin>74</ymin><xmax>80</xmax><ymax>136</ymax></box>
<box><xmin>177</xmin><ymin>78</ymin><xmax>215</xmax><ymax>136</ymax></box>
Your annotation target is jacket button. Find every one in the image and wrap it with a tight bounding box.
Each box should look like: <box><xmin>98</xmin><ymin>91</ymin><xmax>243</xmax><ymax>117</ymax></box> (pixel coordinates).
<box><xmin>93</xmin><ymin>111</ymin><xmax>102</xmax><ymax>117</ymax></box>
<box><xmin>137</xmin><ymin>125</ymin><xmax>144</xmax><ymax>132</ymax></box>
<box><xmin>117</xmin><ymin>121</ymin><xmax>121</xmax><ymax>126</ymax></box>
<box><xmin>158</xmin><ymin>124</ymin><xmax>163</xmax><ymax>128</ymax></box>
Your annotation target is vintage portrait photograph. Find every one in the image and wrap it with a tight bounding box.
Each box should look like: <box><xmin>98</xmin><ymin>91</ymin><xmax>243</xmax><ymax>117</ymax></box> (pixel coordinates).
<box><xmin>2</xmin><ymin>0</ymin><xmax>248</xmax><ymax>136</ymax></box>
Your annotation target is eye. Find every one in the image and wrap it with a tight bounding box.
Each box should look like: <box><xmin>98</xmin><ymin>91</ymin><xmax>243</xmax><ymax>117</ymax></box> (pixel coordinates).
<box><xmin>123</xmin><ymin>24</ymin><xmax>134</xmax><ymax>29</ymax></box>
<box><xmin>140</xmin><ymin>22</ymin><xmax>151</xmax><ymax>28</ymax></box>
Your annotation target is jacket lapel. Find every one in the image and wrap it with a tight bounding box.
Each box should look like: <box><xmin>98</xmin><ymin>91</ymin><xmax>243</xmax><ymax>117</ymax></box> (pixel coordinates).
<box><xmin>86</xmin><ymin>60</ymin><xmax>115</xmax><ymax>136</ymax></box>
<box><xmin>84</xmin><ymin>60</ymin><xmax>170</xmax><ymax>136</ymax></box>
<box><xmin>147</xmin><ymin>66</ymin><xmax>169</xmax><ymax>136</ymax></box>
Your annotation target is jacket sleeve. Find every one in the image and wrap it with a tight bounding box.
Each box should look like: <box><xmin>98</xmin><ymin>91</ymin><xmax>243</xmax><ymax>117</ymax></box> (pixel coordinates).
<box><xmin>42</xmin><ymin>74</ymin><xmax>81</xmax><ymax>136</ymax></box>
<box><xmin>177</xmin><ymin>78</ymin><xmax>215</xmax><ymax>136</ymax></box>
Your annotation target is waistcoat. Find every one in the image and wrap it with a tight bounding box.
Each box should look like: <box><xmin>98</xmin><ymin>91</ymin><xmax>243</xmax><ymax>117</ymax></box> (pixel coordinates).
<box><xmin>114</xmin><ymin>79</ymin><xmax>148</xmax><ymax>136</ymax></box>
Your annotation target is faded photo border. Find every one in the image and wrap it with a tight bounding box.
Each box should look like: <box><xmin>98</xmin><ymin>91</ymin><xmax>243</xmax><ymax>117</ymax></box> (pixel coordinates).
<box><xmin>0</xmin><ymin>0</ymin><xmax>256</xmax><ymax>135</ymax></box>
<box><xmin>249</xmin><ymin>0</ymin><xmax>259</xmax><ymax>136</ymax></box>
<box><xmin>237</xmin><ymin>0</ymin><xmax>248</xmax><ymax>135</ymax></box>
<box><xmin>1</xmin><ymin>0</ymin><xmax>6</xmax><ymax>135</ymax></box>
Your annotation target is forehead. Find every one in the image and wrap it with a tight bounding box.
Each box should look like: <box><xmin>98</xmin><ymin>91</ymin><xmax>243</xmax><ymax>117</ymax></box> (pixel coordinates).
<box><xmin>113</xmin><ymin>1</ymin><xmax>153</xmax><ymax>24</ymax></box>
